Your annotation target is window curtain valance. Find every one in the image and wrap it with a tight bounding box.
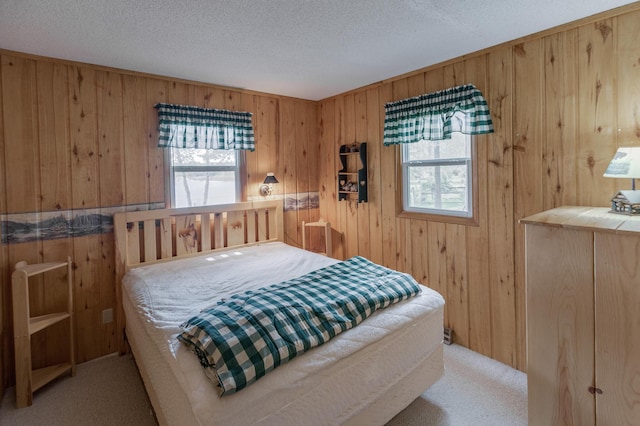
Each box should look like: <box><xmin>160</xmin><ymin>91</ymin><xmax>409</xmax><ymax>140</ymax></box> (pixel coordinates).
<box><xmin>155</xmin><ymin>102</ymin><xmax>255</xmax><ymax>151</ymax></box>
<box><xmin>383</xmin><ymin>84</ymin><xmax>493</xmax><ymax>146</ymax></box>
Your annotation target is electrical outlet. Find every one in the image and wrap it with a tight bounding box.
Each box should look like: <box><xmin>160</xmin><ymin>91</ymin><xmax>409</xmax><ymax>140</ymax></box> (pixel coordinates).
<box><xmin>102</xmin><ymin>308</ymin><xmax>113</xmax><ymax>324</ymax></box>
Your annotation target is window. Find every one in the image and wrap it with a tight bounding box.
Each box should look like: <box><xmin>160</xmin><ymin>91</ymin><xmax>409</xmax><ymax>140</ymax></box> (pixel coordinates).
<box><xmin>170</xmin><ymin>148</ymin><xmax>241</xmax><ymax>208</ymax></box>
<box><xmin>401</xmin><ymin>132</ymin><xmax>474</xmax><ymax>219</ymax></box>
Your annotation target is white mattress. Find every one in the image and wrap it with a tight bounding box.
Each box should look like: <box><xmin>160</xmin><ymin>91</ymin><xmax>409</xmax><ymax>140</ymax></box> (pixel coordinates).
<box><xmin>122</xmin><ymin>242</ymin><xmax>444</xmax><ymax>425</ymax></box>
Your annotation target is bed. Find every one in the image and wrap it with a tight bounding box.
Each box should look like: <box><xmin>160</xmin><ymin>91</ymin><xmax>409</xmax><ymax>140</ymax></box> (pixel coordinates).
<box><xmin>114</xmin><ymin>200</ymin><xmax>444</xmax><ymax>425</ymax></box>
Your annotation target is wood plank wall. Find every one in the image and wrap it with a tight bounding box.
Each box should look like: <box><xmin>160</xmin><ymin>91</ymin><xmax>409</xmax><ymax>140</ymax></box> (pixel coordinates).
<box><xmin>1</xmin><ymin>4</ymin><xmax>639</xmax><ymax>395</ymax></box>
<box><xmin>318</xmin><ymin>4</ymin><xmax>640</xmax><ymax>370</ymax></box>
<box><xmin>0</xmin><ymin>53</ymin><xmax>319</xmax><ymax>389</ymax></box>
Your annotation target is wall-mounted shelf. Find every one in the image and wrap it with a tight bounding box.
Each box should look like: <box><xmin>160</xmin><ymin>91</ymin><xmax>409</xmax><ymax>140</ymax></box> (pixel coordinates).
<box><xmin>338</xmin><ymin>142</ymin><xmax>367</xmax><ymax>203</ymax></box>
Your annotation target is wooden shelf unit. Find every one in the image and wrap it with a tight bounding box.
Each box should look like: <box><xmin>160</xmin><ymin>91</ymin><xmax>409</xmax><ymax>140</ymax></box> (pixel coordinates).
<box><xmin>12</xmin><ymin>257</ymin><xmax>75</xmax><ymax>408</ymax></box>
<box><xmin>338</xmin><ymin>142</ymin><xmax>368</xmax><ymax>202</ymax></box>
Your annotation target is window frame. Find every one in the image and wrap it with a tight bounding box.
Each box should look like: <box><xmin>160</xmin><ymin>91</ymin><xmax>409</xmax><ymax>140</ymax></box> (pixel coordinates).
<box><xmin>167</xmin><ymin>148</ymin><xmax>246</xmax><ymax>208</ymax></box>
<box><xmin>395</xmin><ymin>135</ymin><xmax>479</xmax><ymax>226</ymax></box>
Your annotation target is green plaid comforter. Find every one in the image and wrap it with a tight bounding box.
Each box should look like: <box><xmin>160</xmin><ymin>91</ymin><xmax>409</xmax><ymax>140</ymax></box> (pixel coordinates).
<box><xmin>178</xmin><ymin>256</ymin><xmax>422</xmax><ymax>396</ymax></box>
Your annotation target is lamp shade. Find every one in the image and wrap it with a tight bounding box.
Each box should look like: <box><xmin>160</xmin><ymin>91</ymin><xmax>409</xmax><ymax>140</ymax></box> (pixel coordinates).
<box><xmin>603</xmin><ymin>147</ymin><xmax>640</xmax><ymax>178</ymax></box>
<box><xmin>263</xmin><ymin>173</ymin><xmax>279</xmax><ymax>184</ymax></box>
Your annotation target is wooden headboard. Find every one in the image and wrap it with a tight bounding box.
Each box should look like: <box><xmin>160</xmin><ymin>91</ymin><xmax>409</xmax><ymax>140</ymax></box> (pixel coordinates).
<box><xmin>113</xmin><ymin>200</ymin><xmax>283</xmax><ymax>352</ymax></box>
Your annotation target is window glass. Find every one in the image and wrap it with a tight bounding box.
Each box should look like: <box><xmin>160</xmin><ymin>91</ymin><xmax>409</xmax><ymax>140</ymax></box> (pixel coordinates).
<box><xmin>402</xmin><ymin>131</ymin><xmax>472</xmax><ymax>218</ymax></box>
<box><xmin>170</xmin><ymin>148</ymin><xmax>240</xmax><ymax>207</ymax></box>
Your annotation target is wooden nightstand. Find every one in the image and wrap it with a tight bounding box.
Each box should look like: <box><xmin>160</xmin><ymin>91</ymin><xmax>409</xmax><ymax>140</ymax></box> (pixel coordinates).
<box><xmin>11</xmin><ymin>256</ymin><xmax>75</xmax><ymax>408</ymax></box>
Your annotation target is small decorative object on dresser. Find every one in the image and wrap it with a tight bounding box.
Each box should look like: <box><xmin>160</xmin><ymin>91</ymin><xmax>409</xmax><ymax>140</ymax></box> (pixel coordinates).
<box><xmin>11</xmin><ymin>257</ymin><xmax>75</xmax><ymax>408</ymax></box>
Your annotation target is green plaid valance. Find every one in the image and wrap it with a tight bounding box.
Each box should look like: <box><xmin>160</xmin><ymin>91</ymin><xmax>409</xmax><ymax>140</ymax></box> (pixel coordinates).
<box><xmin>155</xmin><ymin>103</ymin><xmax>255</xmax><ymax>151</ymax></box>
<box><xmin>383</xmin><ymin>84</ymin><xmax>493</xmax><ymax>145</ymax></box>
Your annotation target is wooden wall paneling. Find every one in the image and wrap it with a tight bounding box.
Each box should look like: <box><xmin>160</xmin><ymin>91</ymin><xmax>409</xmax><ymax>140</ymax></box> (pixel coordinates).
<box><xmin>577</xmin><ymin>19</ymin><xmax>617</xmax><ymax>207</ymax></box>
<box><xmin>68</xmin><ymin>65</ymin><xmax>99</xmax><ymax>210</ymax></box>
<box><xmin>223</xmin><ymin>89</ymin><xmax>241</xmax><ymax>111</ymax></box>
<box><xmin>99</xmin><ymin>232</ymin><xmax>117</xmax><ymax>355</ymax></box>
<box><xmin>41</xmin><ymin>238</ymin><xmax>74</xmax><ymax>365</ymax></box>
<box><xmin>240</xmin><ymin>92</ymin><xmax>258</xmax><ymax>201</ymax></box>
<box><xmin>464</xmin><ymin>54</ymin><xmax>492</xmax><ymax>357</ymax></box>
<box><xmin>97</xmin><ymin>71</ymin><xmax>125</xmax><ymax>207</ymax></box>
<box><xmin>279</xmin><ymin>98</ymin><xmax>297</xmax><ymax>246</ymax></box>
<box><xmin>293</xmin><ymin>102</ymin><xmax>310</xmax><ymax>245</ymax></box>
<box><xmin>378</xmin><ymin>83</ymin><xmax>396</xmax><ymax>269</ymax></box>
<box><xmin>68</xmin><ymin>65</ymin><xmax>105</xmax><ymax>364</ymax></box>
<box><xmin>166</xmin><ymin>81</ymin><xmax>190</xmax><ymax>109</ymax></box>
<box><xmin>442</xmin><ymin>63</ymin><xmax>469</xmax><ymax>344</ymax></box>
<box><xmin>486</xmin><ymin>47</ymin><xmax>516</xmax><ymax>366</ymax></box>
<box><xmin>36</xmin><ymin>61</ymin><xmax>72</xmax><ymax>212</ymax></box>
<box><xmin>543</xmin><ymin>30</ymin><xmax>579</xmax><ymax>208</ymax></box>
<box><xmin>304</xmin><ymin>102</ymin><xmax>322</xmax><ymax>248</ymax></box>
<box><xmin>255</xmin><ymin>97</ymin><xmax>279</xmax><ymax>206</ymax></box>
<box><xmin>318</xmin><ymin>100</ymin><xmax>340</xmax><ymax>257</ymax></box>
<box><xmin>366</xmin><ymin>88</ymin><xmax>384</xmax><ymax>264</ymax></box>
<box><xmin>122</xmin><ymin>75</ymin><xmax>150</xmax><ymax>205</ymax></box>
<box><xmin>364</xmin><ymin>88</ymin><xmax>383</xmax><ymax>265</ymax></box>
<box><xmin>72</xmin><ymin>235</ymin><xmax>102</xmax><ymax>363</ymax></box>
<box><xmin>443</xmin><ymin>61</ymin><xmax>465</xmax><ymax>89</ymax></box>
<box><xmin>145</xmin><ymin>78</ymin><xmax>167</xmax><ymax>204</ymax></box>
<box><xmin>616</xmin><ymin>10</ymin><xmax>640</xmax><ymax>147</ymax></box>
<box><xmin>2</xmin><ymin>55</ymin><xmax>40</xmax><ymax>214</ymax></box>
<box><xmin>342</xmin><ymin>93</ymin><xmax>359</xmax><ymax>260</ymax></box>
<box><xmin>306</xmin><ymin>103</ymin><xmax>320</xmax><ymax>195</ymax></box>
<box><xmin>354</xmin><ymin>91</ymin><xmax>370</xmax><ymax>259</ymax></box>
<box><xmin>426</xmin><ymin>221</ymin><xmax>448</xmax><ymax>325</ymax></box>
<box><xmin>0</xmin><ymin>56</ymin><xmax>5</xmax><ymax>395</ymax></box>
<box><xmin>445</xmin><ymin>224</ymin><xmax>469</xmax><ymax>347</ymax></box>
<box><xmin>543</xmin><ymin>30</ymin><xmax>579</xmax><ymax>210</ymax></box>
<box><xmin>391</xmin><ymin>79</ymin><xmax>409</xmax><ymax>271</ymax></box>
<box><xmin>333</xmin><ymin>96</ymin><xmax>346</xmax><ymax>260</ymax></box>
<box><xmin>255</xmin><ymin>96</ymin><xmax>280</xmax><ymax>186</ymax></box>
<box><xmin>514</xmin><ymin>39</ymin><xmax>544</xmax><ymax>370</ymax></box>
<box><xmin>409</xmin><ymin>220</ymin><xmax>429</xmax><ymax>289</ymax></box>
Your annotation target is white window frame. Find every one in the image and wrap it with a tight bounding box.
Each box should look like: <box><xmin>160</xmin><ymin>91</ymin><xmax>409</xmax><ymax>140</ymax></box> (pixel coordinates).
<box><xmin>169</xmin><ymin>148</ymin><xmax>243</xmax><ymax>208</ymax></box>
<box><xmin>397</xmin><ymin>134</ymin><xmax>477</xmax><ymax>225</ymax></box>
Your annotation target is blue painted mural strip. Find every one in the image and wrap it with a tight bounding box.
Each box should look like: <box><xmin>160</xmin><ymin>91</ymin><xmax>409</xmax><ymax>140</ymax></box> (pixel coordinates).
<box><xmin>1</xmin><ymin>192</ymin><xmax>320</xmax><ymax>244</ymax></box>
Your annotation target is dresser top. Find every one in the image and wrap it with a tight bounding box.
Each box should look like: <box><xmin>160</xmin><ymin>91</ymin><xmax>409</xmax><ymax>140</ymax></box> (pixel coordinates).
<box><xmin>520</xmin><ymin>206</ymin><xmax>640</xmax><ymax>234</ymax></box>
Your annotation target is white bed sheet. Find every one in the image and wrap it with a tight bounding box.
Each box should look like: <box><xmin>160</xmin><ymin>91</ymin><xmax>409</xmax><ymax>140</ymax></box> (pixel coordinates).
<box><xmin>123</xmin><ymin>242</ymin><xmax>444</xmax><ymax>425</ymax></box>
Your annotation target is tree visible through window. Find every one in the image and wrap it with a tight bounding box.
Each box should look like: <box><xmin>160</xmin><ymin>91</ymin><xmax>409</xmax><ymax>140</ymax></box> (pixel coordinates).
<box><xmin>401</xmin><ymin>131</ymin><xmax>472</xmax><ymax>218</ymax></box>
<box><xmin>171</xmin><ymin>148</ymin><xmax>240</xmax><ymax>208</ymax></box>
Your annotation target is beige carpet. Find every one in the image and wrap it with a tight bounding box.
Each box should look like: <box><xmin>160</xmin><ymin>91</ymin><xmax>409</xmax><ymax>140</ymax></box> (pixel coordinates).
<box><xmin>0</xmin><ymin>344</ymin><xmax>527</xmax><ymax>425</ymax></box>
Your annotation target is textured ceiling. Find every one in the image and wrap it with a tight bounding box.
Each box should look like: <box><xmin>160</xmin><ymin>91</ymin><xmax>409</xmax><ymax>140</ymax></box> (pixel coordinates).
<box><xmin>0</xmin><ymin>0</ymin><xmax>635</xmax><ymax>100</ymax></box>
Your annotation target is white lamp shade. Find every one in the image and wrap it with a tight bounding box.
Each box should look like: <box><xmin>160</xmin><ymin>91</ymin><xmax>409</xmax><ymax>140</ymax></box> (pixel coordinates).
<box><xmin>603</xmin><ymin>147</ymin><xmax>640</xmax><ymax>178</ymax></box>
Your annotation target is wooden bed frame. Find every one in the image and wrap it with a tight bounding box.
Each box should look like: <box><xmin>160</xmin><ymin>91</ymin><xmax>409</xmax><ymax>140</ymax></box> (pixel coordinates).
<box><xmin>114</xmin><ymin>200</ymin><xmax>283</xmax><ymax>353</ymax></box>
<box><xmin>113</xmin><ymin>200</ymin><xmax>443</xmax><ymax>425</ymax></box>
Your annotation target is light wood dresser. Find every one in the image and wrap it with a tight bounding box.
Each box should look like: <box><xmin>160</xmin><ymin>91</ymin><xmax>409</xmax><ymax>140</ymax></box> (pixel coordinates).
<box><xmin>521</xmin><ymin>206</ymin><xmax>640</xmax><ymax>425</ymax></box>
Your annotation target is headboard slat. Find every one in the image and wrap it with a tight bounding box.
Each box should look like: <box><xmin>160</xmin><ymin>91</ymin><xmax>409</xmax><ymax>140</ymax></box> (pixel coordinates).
<box><xmin>114</xmin><ymin>200</ymin><xmax>284</xmax><ymax>354</ymax></box>
<box><xmin>143</xmin><ymin>219</ymin><xmax>157</xmax><ymax>262</ymax></box>
<box><xmin>201</xmin><ymin>213</ymin><xmax>212</xmax><ymax>251</ymax></box>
